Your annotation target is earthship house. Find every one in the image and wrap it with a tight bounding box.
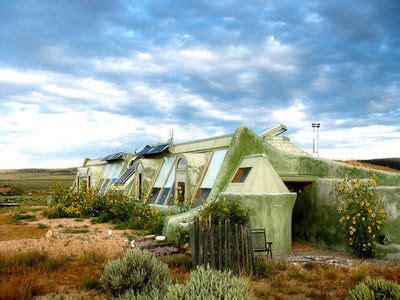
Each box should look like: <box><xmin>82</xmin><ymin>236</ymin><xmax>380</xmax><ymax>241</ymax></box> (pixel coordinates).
<box><xmin>74</xmin><ymin>125</ymin><xmax>400</xmax><ymax>258</ymax></box>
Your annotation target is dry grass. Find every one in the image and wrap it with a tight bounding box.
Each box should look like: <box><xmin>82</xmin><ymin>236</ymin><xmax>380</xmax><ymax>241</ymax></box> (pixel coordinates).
<box><xmin>0</xmin><ymin>214</ymin><xmax>46</xmax><ymax>241</ymax></box>
<box><xmin>0</xmin><ymin>250</ymin><xmax>110</xmax><ymax>299</ymax></box>
<box><xmin>342</xmin><ymin>160</ymin><xmax>400</xmax><ymax>173</ymax></box>
<box><xmin>251</xmin><ymin>259</ymin><xmax>400</xmax><ymax>299</ymax></box>
<box><xmin>0</xmin><ymin>250</ymin><xmax>399</xmax><ymax>299</ymax></box>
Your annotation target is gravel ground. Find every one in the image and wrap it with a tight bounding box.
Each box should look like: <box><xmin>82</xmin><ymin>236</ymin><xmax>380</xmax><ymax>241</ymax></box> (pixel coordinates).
<box><xmin>0</xmin><ymin>211</ymin><xmax>130</xmax><ymax>257</ymax></box>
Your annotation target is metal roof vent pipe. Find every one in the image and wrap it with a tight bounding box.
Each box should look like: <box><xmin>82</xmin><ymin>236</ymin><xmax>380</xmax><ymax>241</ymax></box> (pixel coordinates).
<box><xmin>312</xmin><ymin>123</ymin><xmax>320</xmax><ymax>156</ymax></box>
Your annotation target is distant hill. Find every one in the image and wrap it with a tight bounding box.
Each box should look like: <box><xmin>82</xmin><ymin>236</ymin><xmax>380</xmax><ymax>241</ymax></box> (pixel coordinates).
<box><xmin>358</xmin><ymin>158</ymin><xmax>400</xmax><ymax>172</ymax></box>
<box><xmin>0</xmin><ymin>168</ymin><xmax>77</xmax><ymax>194</ymax></box>
<box><xmin>342</xmin><ymin>159</ymin><xmax>400</xmax><ymax>173</ymax></box>
<box><xmin>0</xmin><ymin>168</ymin><xmax>77</xmax><ymax>180</ymax></box>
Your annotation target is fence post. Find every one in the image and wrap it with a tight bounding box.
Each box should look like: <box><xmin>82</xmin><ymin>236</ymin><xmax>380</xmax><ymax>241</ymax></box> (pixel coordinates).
<box><xmin>224</xmin><ymin>220</ymin><xmax>228</xmax><ymax>270</ymax></box>
<box><xmin>247</xmin><ymin>223</ymin><xmax>255</xmax><ymax>275</ymax></box>
<box><xmin>235</xmin><ymin>223</ymin><xmax>240</xmax><ymax>275</ymax></box>
<box><xmin>194</xmin><ymin>217</ymin><xmax>199</xmax><ymax>266</ymax></box>
<box><xmin>218</xmin><ymin>221</ymin><xmax>222</xmax><ymax>270</ymax></box>
<box><xmin>240</xmin><ymin>225</ymin><xmax>245</xmax><ymax>273</ymax></box>
<box><xmin>209</xmin><ymin>215</ymin><xmax>215</xmax><ymax>268</ymax></box>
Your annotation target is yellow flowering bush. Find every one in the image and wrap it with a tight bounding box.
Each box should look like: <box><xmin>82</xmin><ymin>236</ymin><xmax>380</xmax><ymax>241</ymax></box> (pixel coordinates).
<box><xmin>336</xmin><ymin>175</ymin><xmax>388</xmax><ymax>258</ymax></box>
<box><xmin>47</xmin><ymin>185</ymin><xmax>165</xmax><ymax>234</ymax></box>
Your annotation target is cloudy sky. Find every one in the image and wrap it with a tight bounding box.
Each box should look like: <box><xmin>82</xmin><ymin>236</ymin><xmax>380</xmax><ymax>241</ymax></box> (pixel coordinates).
<box><xmin>0</xmin><ymin>1</ymin><xmax>399</xmax><ymax>168</ymax></box>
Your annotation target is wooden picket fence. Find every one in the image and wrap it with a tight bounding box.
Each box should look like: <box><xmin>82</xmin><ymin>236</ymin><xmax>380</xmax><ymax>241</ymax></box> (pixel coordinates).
<box><xmin>191</xmin><ymin>216</ymin><xmax>255</xmax><ymax>275</ymax></box>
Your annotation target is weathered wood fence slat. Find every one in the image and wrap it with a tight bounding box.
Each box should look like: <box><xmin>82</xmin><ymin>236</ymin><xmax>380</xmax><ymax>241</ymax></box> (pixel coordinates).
<box><xmin>191</xmin><ymin>216</ymin><xmax>255</xmax><ymax>275</ymax></box>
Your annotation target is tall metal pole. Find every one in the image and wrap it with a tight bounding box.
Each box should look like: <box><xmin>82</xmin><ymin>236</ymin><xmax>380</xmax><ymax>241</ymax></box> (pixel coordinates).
<box><xmin>312</xmin><ymin>123</ymin><xmax>320</xmax><ymax>156</ymax></box>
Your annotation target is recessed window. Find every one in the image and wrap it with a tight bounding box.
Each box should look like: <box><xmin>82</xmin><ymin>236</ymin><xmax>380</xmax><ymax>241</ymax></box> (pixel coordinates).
<box><xmin>231</xmin><ymin>167</ymin><xmax>252</xmax><ymax>183</ymax></box>
<box><xmin>177</xmin><ymin>158</ymin><xmax>187</xmax><ymax>169</ymax></box>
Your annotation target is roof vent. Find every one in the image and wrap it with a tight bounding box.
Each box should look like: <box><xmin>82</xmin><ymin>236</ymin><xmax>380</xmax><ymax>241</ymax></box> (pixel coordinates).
<box><xmin>262</xmin><ymin>124</ymin><xmax>287</xmax><ymax>140</ymax></box>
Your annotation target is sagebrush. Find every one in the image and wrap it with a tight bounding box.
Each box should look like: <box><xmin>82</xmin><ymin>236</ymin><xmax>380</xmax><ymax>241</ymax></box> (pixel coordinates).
<box><xmin>120</xmin><ymin>265</ymin><xmax>250</xmax><ymax>300</ymax></box>
<box><xmin>347</xmin><ymin>276</ymin><xmax>400</xmax><ymax>300</ymax></box>
<box><xmin>100</xmin><ymin>249</ymin><xmax>172</xmax><ymax>297</ymax></box>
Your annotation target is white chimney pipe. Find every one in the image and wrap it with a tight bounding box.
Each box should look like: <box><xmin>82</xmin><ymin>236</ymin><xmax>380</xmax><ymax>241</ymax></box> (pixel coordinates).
<box><xmin>312</xmin><ymin>123</ymin><xmax>320</xmax><ymax>156</ymax></box>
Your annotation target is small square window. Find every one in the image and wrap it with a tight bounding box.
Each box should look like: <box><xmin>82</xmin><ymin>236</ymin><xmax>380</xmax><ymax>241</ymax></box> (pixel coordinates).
<box><xmin>231</xmin><ymin>167</ymin><xmax>252</xmax><ymax>183</ymax></box>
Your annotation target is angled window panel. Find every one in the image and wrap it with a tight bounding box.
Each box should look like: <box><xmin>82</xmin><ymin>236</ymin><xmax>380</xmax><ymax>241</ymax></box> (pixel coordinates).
<box><xmin>103</xmin><ymin>163</ymin><xmax>123</xmax><ymax>194</ymax></box>
<box><xmin>102</xmin><ymin>164</ymin><xmax>111</xmax><ymax>179</ymax></box>
<box><xmin>192</xmin><ymin>188</ymin><xmax>211</xmax><ymax>208</ymax></box>
<box><xmin>164</xmin><ymin>164</ymin><xmax>176</xmax><ymax>188</ymax></box>
<box><xmin>165</xmin><ymin>183</ymin><xmax>176</xmax><ymax>206</ymax></box>
<box><xmin>200</xmin><ymin>149</ymin><xmax>227</xmax><ymax>189</ymax></box>
<box><xmin>149</xmin><ymin>188</ymin><xmax>161</xmax><ymax>203</ymax></box>
<box><xmin>153</xmin><ymin>157</ymin><xmax>175</xmax><ymax>188</ymax></box>
<box><xmin>115</xmin><ymin>168</ymin><xmax>135</xmax><ymax>185</ymax></box>
<box><xmin>156</xmin><ymin>188</ymin><xmax>170</xmax><ymax>204</ymax></box>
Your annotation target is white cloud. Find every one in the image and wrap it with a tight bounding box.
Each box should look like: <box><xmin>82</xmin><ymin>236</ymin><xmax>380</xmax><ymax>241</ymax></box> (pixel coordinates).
<box><xmin>0</xmin><ymin>67</ymin><xmax>46</xmax><ymax>85</ymax></box>
<box><xmin>0</xmin><ymin>67</ymin><xmax>129</xmax><ymax>108</ymax></box>
<box><xmin>0</xmin><ymin>100</ymin><xmax>227</xmax><ymax>168</ymax></box>
<box><xmin>89</xmin><ymin>36</ymin><xmax>298</xmax><ymax>80</ymax></box>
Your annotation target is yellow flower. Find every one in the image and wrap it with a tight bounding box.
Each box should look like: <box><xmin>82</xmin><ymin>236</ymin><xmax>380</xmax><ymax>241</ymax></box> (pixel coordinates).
<box><xmin>365</xmin><ymin>202</ymin><xmax>370</xmax><ymax>207</ymax></box>
<box><xmin>346</xmin><ymin>215</ymin><xmax>350</xmax><ymax>220</ymax></box>
<box><xmin>371</xmin><ymin>214</ymin><xmax>376</xmax><ymax>218</ymax></box>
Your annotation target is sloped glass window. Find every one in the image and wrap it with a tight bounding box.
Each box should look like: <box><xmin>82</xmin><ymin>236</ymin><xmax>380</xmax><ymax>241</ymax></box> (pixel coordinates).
<box><xmin>100</xmin><ymin>163</ymin><xmax>123</xmax><ymax>194</ymax></box>
<box><xmin>192</xmin><ymin>188</ymin><xmax>211</xmax><ymax>208</ymax></box>
<box><xmin>149</xmin><ymin>188</ymin><xmax>161</xmax><ymax>203</ymax></box>
<box><xmin>232</xmin><ymin>167</ymin><xmax>252</xmax><ymax>183</ymax></box>
<box><xmin>153</xmin><ymin>157</ymin><xmax>175</xmax><ymax>188</ymax></box>
<box><xmin>200</xmin><ymin>149</ymin><xmax>227</xmax><ymax>188</ymax></box>
<box><xmin>165</xmin><ymin>183</ymin><xmax>176</xmax><ymax>206</ymax></box>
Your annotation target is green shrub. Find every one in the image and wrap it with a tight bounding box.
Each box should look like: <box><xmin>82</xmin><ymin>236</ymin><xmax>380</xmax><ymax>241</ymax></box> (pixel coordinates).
<box><xmin>176</xmin><ymin>224</ymin><xmax>190</xmax><ymax>247</ymax></box>
<box><xmin>167</xmin><ymin>265</ymin><xmax>251</xmax><ymax>299</ymax></box>
<box><xmin>120</xmin><ymin>265</ymin><xmax>250</xmax><ymax>300</ymax></box>
<box><xmin>145</xmin><ymin>209</ymin><xmax>166</xmax><ymax>235</ymax></box>
<box><xmin>100</xmin><ymin>249</ymin><xmax>173</xmax><ymax>297</ymax></box>
<box><xmin>347</xmin><ymin>277</ymin><xmax>400</xmax><ymax>300</ymax></box>
<box><xmin>336</xmin><ymin>175</ymin><xmax>388</xmax><ymax>258</ymax></box>
<box><xmin>199</xmin><ymin>197</ymin><xmax>250</xmax><ymax>225</ymax></box>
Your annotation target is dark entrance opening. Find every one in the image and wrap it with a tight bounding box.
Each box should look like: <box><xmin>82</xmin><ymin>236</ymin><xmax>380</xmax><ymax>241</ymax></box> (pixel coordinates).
<box><xmin>285</xmin><ymin>181</ymin><xmax>314</xmax><ymax>243</ymax></box>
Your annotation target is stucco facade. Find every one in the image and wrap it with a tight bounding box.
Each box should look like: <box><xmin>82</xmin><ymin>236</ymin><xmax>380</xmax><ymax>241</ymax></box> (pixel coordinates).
<box><xmin>74</xmin><ymin>126</ymin><xmax>400</xmax><ymax>257</ymax></box>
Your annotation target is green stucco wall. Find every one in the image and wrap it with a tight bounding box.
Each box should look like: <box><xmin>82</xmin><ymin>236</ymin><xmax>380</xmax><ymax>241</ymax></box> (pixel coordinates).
<box><xmin>292</xmin><ymin>179</ymin><xmax>400</xmax><ymax>259</ymax></box>
<box><xmin>292</xmin><ymin>179</ymin><xmax>348</xmax><ymax>251</ymax></box>
<box><xmin>376</xmin><ymin>186</ymin><xmax>400</xmax><ymax>259</ymax></box>
<box><xmin>220</xmin><ymin>192</ymin><xmax>296</xmax><ymax>255</ymax></box>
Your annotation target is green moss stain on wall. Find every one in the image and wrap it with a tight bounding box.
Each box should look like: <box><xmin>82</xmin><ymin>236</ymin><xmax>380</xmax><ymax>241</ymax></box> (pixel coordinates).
<box><xmin>221</xmin><ymin>192</ymin><xmax>296</xmax><ymax>255</ymax></box>
<box><xmin>376</xmin><ymin>186</ymin><xmax>400</xmax><ymax>259</ymax></box>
